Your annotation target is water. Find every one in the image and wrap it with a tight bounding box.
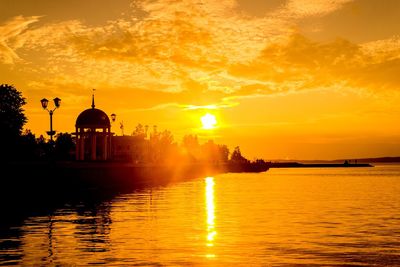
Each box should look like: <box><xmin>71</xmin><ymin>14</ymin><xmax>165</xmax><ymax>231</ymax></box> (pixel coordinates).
<box><xmin>1</xmin><ymin>165</ymin><xmax>400</xmax><ymax>266</ymax></box>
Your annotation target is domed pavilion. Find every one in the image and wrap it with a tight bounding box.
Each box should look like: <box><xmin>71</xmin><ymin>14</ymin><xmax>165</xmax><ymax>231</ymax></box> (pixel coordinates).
<box><xmin>75</xmin><ymin>95</ymin><xmax>112</xmax><ymax>161</ymax></box>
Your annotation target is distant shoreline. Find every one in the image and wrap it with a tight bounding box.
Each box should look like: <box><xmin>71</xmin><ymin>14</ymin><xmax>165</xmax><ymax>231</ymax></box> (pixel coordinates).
<box><xmin>267</xmin><ymin>162</ymin><xmax>373</xmax><ymax>168</ymax></box>
<box><xmin>268</xmin><ymin>156</ymin><xmax>400</xmax><ymax>164</ymax></box>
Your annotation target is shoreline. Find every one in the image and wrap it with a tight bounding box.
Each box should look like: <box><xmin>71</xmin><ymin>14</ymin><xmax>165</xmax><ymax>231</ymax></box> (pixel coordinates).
<box><xmin>0</xmin><ymin>160</ymin><xmax>268</xmax><ymax>219</ymax></box>
<box><xmin>0</xmin><ymin>160</ymin><xmax>375</xmax><ymax>201</ymax></box>
<box><xmin>0</xmin><ymin>160</ymin><xmax>268</xmax><ymax>193</ymax></box>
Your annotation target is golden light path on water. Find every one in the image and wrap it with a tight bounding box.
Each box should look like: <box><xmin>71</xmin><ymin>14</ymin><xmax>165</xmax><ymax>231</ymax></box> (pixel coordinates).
<box><xmin>205</xmin><ymin>177</ymin><xmax>216</xmax><ymax>259</ymax></box>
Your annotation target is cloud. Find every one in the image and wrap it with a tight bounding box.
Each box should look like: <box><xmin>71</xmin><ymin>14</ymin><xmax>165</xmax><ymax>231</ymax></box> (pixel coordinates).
<box><xmin>3</xmin><ymin>0</ymin><xmax>400</xmax><ymax>112</ymax></box>
<box><xmin>282</xmin><ymin>0</ymin><xmax>353</xmax><ymax>18</ymax></box>
<box><xmin>229</xmin><ymin>33</ymin><xmax>400</xmax><ymax>94</ymax></box>
<box><xmin>0</xmin><ymin>15</ymin><xmax>41</xmax><ymax>64</ymax></box>
<box><xmin>132</xmin><ymin>101</ymin><xmax>238</xmax><ymax>112</ymax></box>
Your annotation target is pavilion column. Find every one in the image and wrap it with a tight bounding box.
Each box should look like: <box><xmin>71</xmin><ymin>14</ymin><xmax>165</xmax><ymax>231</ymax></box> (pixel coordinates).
<box><xmin>103</xmin><ymin>128</ymin><xmax>108</xmax><ymax>160</ymax></box>
<box><xmin>75</xmin><ymin>127</ymin><xmax>79</xmax><ymax>161</ymax></box>
<box><xmin>79</xmin><ymin>129</ymin><xmax>85</xmax><ymax>160</ymax></box>
<box><xmin>91</xmin><ymin>129</ymin><xmax>97</xmax><ymax>160</ymax></box>
<box><xmin>108</xmin><ymin>127</ymin><xmax>112</xmax><ymax>160</ymax></box>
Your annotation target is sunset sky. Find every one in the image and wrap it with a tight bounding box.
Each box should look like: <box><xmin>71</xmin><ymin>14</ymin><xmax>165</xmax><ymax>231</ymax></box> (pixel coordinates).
<box><xmin>1</xmin><ymin>0</ymin><xmax>400</xmax><ymax>160</ymax></box>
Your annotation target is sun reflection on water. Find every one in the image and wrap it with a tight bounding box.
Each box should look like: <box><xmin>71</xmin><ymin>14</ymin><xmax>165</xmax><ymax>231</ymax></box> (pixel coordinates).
<box><xmin>205</xmin><ymin>177</ymin><xmax>217</xmax><ymax>258</ymax></box>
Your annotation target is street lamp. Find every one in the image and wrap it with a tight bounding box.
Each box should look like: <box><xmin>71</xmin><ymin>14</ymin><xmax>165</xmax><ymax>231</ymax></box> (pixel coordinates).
<box><xmin>41</xmin><ymin>97</ymin><xmax>61</xmax><ymax>142</ymax></box>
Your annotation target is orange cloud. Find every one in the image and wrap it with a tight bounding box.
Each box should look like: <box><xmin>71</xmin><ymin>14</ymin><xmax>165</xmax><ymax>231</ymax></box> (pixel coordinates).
<box><xmin>283</xmin><ymin>0</ymin><xmax>353</xmax><ymax>18</ymax></box>
<box><xmin>229</xmin><ymin>33</ymin><xmax>400</xmax><ymax>94</ymax></box>
<box><xmin>0</xmin><ymin>15</ymin><xmax>40</xmax><ymax>64</ymax></box>
<box><xmin>3</xmin><ymin>0</ymin><xmax>400</xmax><ymax>114</ymax></box>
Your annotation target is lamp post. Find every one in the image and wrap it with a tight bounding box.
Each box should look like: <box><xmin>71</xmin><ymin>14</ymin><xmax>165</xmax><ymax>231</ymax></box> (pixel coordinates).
<box><xmin>41</xmin><ymin>97</ymin><xmax>61</xmax><ymax>142</ymax></box>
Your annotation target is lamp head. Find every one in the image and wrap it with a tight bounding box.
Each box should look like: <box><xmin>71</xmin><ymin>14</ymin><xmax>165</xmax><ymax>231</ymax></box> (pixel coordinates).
<box><xmin>40</xmin><ymin>98</ymin><xmax>49</xmax><ymax>109</ymax></box>
<box><xmin>53</xmin><ymin>97</ymin><xmax>61</xmax><ymax>108</ymax></box>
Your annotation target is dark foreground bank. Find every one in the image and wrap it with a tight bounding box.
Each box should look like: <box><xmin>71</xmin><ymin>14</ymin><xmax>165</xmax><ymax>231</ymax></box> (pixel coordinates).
<box><xmin>0</xmin><ymin>161</ymin><xmax>267</xmax><ymax>223</ymax></box>
<box><xmin>0</xmin><ymin>160</ymin><xmax>268</xmax><ymax>195</ymax></box>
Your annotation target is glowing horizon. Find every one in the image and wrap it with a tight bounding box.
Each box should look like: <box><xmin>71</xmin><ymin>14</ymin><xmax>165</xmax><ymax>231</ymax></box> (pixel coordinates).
<box><xmin>1</xmin><ymin>0</ymin><xmax>400</xmax><ymax>160</ymax></box>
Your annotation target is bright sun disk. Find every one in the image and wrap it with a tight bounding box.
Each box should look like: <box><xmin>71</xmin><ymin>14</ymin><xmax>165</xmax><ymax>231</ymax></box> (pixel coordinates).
<box><xmin>201</xmin><ymin>113</ymin><xmax>217</xmax><ymax>129</ymax></box>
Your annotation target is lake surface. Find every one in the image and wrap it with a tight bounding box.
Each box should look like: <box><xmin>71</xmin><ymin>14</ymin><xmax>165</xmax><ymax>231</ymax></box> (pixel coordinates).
<box><xmin>1</xmin><ymin>165</ymin><xmax>400</xmax><ymax>266</ymax></box>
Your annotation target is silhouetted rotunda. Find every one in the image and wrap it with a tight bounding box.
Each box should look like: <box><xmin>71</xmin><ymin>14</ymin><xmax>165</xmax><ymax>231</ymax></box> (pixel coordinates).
<box><xmin>75</xmin><ymin>95</ymin><xmax>112</xmax><ymax>161</ymax></box>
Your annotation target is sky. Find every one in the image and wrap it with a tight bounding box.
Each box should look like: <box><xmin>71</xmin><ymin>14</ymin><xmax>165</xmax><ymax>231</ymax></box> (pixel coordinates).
<box><xmin>1</xmin><ymin>0</ymin><xmax>400</xmax><ymax>160</ymax></box>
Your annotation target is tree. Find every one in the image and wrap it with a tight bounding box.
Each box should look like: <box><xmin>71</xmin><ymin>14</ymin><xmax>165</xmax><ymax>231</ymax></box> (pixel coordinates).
<box><xmin>0</xmin><ymin>84</ymin><xmax>27</xmax><ymax>137</ymax></box>
<box><xmin>182</xmin><ymin>134</ymin><xmax>199</xmax><ymax>149</ymax></box>
<box><xmin>230</xmin><ymin>146</ymin><xmax>248</xmax><ymax>163</ymax></box>
<box><xmin>148</xmin><ymin>128</ymin><xmax>179</xmax><ymax>164</ymax></box>
<box><xmin>182</xmin><ymin>134</ymin><xmax>200</xmax><ymax>160</ymax></box>
<box><xmin>0</xmin><ymin>84</ymin><xmax>27</xmax><ymax>160</ymax></box>
<box><xmin>132</xmin><ymin>123</ymin><xmax>146</xmax><ymax>139</ymax></box>
<box><xmin>218</xmin><ymin>144</ymin><xmax>229</xmax><ymax>163</ymax></box>
<box><xmin>54</xmin><ymin>133</ymin><xmax>75</xmax><ymax>160</ymax></box>
<box><xmin>18</xmin><ymin>130</ymin><xmax>39</xmax><ymax>160</ymax></box>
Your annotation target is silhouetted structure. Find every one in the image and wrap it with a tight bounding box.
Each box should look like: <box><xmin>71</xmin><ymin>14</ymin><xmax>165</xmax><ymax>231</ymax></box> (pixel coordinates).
<box><xmin>75</xmin><ymin>95</ymin><xmax>112</xmax><ymax>161</ymax></box>
<box><xmin>112</xmin><ymin>135</ymin><xmax>148</xmax><ymax>162</ymax></box>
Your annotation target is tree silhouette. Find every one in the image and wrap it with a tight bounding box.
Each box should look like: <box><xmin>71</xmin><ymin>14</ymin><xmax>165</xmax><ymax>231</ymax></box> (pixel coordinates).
<box><xmin>18</xmin><ymin>130</ymin><xmax>38</xmax><ymax>160</ymax></box>
<box><xmin>218</xmin><ymin>144</ymin><xmax>229</xmax><ymax>162</ymax></box>
<box><xmin>0</xmin><ymin>84</ymin><xmax>27</xmax><ymax>160</ymax></box>
<box><xmin>0</xmin><ymin>84</ymin><xmax>27</xmax><ymax>136</ymax></box>
<box><xmin>230</xmin><ymin>146</ymin><xmax>248</xmax><ymax>163</ymax></box>
<box><xmin>182</xmin><ymin>134</ymin><xmax>199</xmax><ymax>150</ymax></box>
<box><xmin>182</xmin><ymin>134</ymin><xmax>200</xmax><ymax>161</ymax></box>
<box><xmin>149</xmin><ymin>129</ymin><xmax>176</xmax><ymax>163</ymax></box>
<box><xmin>54</xmin><ymin>133</ymin><xmax>75</xmax><ymax>160</ymax></box>
<box><xmin>132</xmin><ymin>123</ymin><xmax>146</xmax><ymax>139</ymax></box>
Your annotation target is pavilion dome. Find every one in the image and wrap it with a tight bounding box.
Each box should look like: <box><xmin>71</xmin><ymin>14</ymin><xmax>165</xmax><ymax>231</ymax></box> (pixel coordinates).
<box><xmin>76</xmin><ymin>108</ymin><xmax>110</xmax><ymax>128</ymax></box>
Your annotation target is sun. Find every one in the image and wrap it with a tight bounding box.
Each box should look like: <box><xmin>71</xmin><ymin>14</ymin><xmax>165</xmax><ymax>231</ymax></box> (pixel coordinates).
<box><xmin>201</xmin><ymin>113</ymin><xmax>217</xmax><ymax>129</ymax></box>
